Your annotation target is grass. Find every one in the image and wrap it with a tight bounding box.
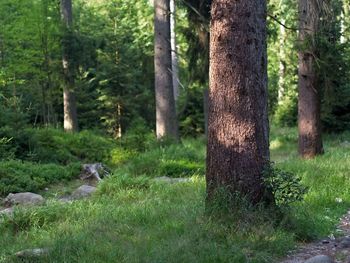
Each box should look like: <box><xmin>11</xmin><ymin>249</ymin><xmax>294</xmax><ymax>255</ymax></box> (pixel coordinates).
<box><xmin>0</xmin><ymin>127</ymin><xmax>350</xmax><ymax>262</ymax></box>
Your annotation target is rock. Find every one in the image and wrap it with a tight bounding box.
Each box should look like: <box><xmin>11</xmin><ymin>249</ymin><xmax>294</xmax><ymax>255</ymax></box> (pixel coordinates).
<box><xmin>57</xmin><ymin>196</ymin><xmax>73</xmax><ymax>203</ymax></box>
<box><xmin>71</xmin><ymin>185</ymin><xmax>96</xmax><ymax>200</ymax></box>
<box><xmin>340</xmin><ymin>141</ymin><xmax>350</xmax><ymax>148</ymax></box>
<box><xmin>304</xmin><ymin>255</ymin><xmax>333</xmax><ymax>263</ymax></box>
<box><xmin>152</xmin><ymin>176</ymin><xmax>191</xmax><ymax>184</ymax></box>
<box><xmin>0</xmin><ymin>207</ymin><xmax>14</xmax><ymax>217</ymax></box>
<box><xmin>3</xmin><ymin>192</ymin><xmax>45</xmax><ymax>207</ymax></box>
<box><xmin>80</xmin><ymin>163</ymin><xmax>110</xmax><ymax>182</ymax></box>
<box><xmin>340</xmin><ymin>237</ymin><xmax>350</xmax><ymax>249</ymax></box>
<box><xmin>15</xmin><ymin>248</ymin><xmax>49</xmax><ymax>258</ymax></box>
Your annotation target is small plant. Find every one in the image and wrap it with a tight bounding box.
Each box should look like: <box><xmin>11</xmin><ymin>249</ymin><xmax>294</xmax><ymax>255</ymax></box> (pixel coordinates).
<box><xmin>263</xmin><ymin>163</ymin><xmax>308</xmax><ymax>207</ymax></box>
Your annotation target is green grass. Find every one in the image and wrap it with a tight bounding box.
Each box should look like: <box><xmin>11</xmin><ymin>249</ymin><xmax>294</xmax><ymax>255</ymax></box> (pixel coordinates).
<box><xmin>0</xmin><ymin>127</ymin><xmax>349</xmax><ymax>262</ymax></box>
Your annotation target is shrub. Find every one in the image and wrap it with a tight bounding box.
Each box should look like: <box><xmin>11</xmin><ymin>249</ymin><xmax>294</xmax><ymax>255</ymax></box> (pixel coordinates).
<box><xmin>263</xmin><ymin>163</ymin><xmax>308</xmax><ymax>207</ymax></box>
<box><xmin>0</xmin><ymin>160</ymin><xmax>81</xmax><ymax>196</ymax></box>
<box><xmin>27</xmin><ymin>129</ymin><xmax>116</xmax><ymax>165</ymax></box>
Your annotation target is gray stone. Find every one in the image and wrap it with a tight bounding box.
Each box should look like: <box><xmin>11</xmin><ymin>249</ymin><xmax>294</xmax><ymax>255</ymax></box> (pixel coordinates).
<box><xmin>15</xmin><ymin>248</ymin><xmax>49</xmax><ymax>258</ymax></box>
<box><xmin>153</xmin><ymin>176</ymin><xmax>191</xmax><ymax>184</ymax></box>
<box><xmin>71</xmin><ymin>185</ymin><xmax>96</xmax><ymax>199</ymax></box>
<box><xmin>57</xmin><ymin>196</ymin><xmax>73</xmax><ymax>203</ymax></box>
<box><xmin>340</xmin><ymin>141</ymin><xmax>350</xmax><ymax>148</ymax></box>
<box><xmin>80</xmin><ymin>163</ymin><xmax>110</xmax><ymax>182</ymax></box>
<box><xmin>340</xmin><ymin>238</ymin><xmax>350</xmax><ymax>249</ymax></box>
<box><xmin>3</xmin><ymin>192</ymin><xmax>45</xmax><ymax>207</ymax></box>
<box><xmin>0</xmin><ymin>207</ymin><xmax>14</xmax><ymax>217</ymax></box>
<box><xmin>304</xmin><ymin>255</ymin><xmax>333</xmax><ymax>263</ymax></box>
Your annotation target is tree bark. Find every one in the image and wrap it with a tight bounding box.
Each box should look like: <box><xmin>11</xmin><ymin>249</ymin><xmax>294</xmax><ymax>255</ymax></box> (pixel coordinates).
<box><xmin>170</xmin><ymin>0</ymin><xmax>179</xmax><ymax>102</ymax></box>
<box><xmin>298</xmin><ymin>0</ymin><xmax>324</xmax><ymax>158</ymax></box>
<box><xmin>203</xmin><ymin>88</ymin><xmax>209</xmax><ymax>137</ymax></box>
<box><xmin>60</xmin><ymin>0</ymin><xmax>78</xmax><ymax>132</ymax></box>
<box><xmin>341</xmin><ymin>0</ymin><xmax>349</xmax><ymax>43</ymax></box>
<box><xmin>206</xmin><ymin>0</ymin><xmax>271</xmax><ymax>204</ymax></box>
<box><xmin>154</xmin><ymin>0</ymin><xmax>179</xmax><ymax>140</ymax></box>
<box><xmin>278</xmin><ymin>20</ymin><xmax>286</xmax><ymax>104</ymax></box>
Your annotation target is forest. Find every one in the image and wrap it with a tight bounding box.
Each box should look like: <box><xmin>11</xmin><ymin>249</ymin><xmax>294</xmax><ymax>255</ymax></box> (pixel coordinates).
<box><xmin>0</xmin><ymin>0</ymin><xmax>350</xmax><ymax>262</ymax></box>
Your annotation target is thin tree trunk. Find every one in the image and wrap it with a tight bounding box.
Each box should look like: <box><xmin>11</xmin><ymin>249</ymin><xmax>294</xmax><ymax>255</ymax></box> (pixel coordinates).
<box><xmin>278</xmin><ymin>20</ymin><xmax>286</xmax><ymax>103</ymax></box>
<box><xmin>60</xmin><ymin>0</ymin><xmax>78</xmax><ymax>132</ymax></box>
<box><xmin>298</xmin><ymin>0</ymin><xmax>324</xmax><ymax>158</ymax></box>
<box><xmin>154</xmin><ymin>0</ymin><xmax>179</xmax><ymax>140</ymax></box>
<box><xmin>206</xmin><ymin>0</ymin><xmax>271</xmax><ymax>204</ymax></box>
<box><xmin>170</xmin><ymin>0</ymin><xmax>179</xmax><ymax>101</ymax></box>
<box><xmin>341</xmin><ymin>0</ymin><xmax>349</xmax><ymax>43</ymax></box>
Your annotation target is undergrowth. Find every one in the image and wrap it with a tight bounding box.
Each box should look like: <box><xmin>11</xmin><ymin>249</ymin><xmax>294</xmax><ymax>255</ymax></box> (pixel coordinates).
<box><xmin>0</xmin><ymin>127</ymin><xmax>349</xmax><ymax>262</ymax></box>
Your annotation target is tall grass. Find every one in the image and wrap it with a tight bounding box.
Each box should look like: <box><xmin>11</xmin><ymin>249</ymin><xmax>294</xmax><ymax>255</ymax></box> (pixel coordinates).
<box><xmin>0</xmin><ymin>127</ymin><xmax>349</xmax><ymax>262</ymax></box>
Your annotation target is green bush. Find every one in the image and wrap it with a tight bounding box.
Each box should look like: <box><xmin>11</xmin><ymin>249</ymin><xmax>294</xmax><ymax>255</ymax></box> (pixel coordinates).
<box><xmin>0</xmin><ymin>160</ymin><xmax>81</xmax><ymax>196</ymax></box>
<box><xmin>27</xmin><ymin>129</ymin><xmax>116</xmax><ymax>165</ymax></box>
<box><xmin>263</xmin><ymin>163</ymin><xmax>308</xmax><ymax>207</ymax></box>
<box><xmin>118</xmin><ymin>118</ymin><xmax>156</xmax><ymax>152</ymax></box>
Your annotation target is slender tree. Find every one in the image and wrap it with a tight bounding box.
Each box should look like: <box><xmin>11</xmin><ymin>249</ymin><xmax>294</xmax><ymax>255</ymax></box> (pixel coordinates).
<box><xmin>278</xmin><ymin>19</ymin><xmax>287</xmax><ymax>104</ymax></box>
<box><xmin>298</xmin><ymin>0</ymin><xmax>324</xmax><ymax>158</ymax></box>
<box><xmin>206</xmin><ymin>0</ymin><xmax>272</xmax><ymax>204</ymax></box>
<box><xmin>154</xmin><ymin>0</ymin><xmax>179</xmax><ymax>140</ymax></box>
<box><xmin>60</xmin><ymin>0</ymin><xmax>78</xmax><ymax>132</ymax></box>
<box><xmin>170</xmin><ymin>0</ymin><xmax>179</xmax><ymax>101</ymax></box>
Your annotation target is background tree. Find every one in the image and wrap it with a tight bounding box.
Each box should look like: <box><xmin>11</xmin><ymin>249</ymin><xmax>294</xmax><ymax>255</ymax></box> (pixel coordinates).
<box><xmin>170</xmin><ymin>0</ymin><xmax>179</xmax><ymax>101</ymax></box>
<box><xmin>60</xmin><ymin>0</ymin><xmax>79</xmax><ymax>132</ymax></box>
<box><xmin>206</xmin><ymin>0</ymin><xmax>271</xmax><ymax>204</ymax></box>
<box><xmin>154</xmin><ymin>0</ymin><xmax>179</xmax><ymax>140</ymax></box>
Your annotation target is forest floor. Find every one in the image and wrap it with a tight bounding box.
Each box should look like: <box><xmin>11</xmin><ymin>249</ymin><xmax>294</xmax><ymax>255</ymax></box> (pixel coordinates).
<box><xmin>0</xmin><ymin>126</ymin><xmax>350</xmax><ymax>262</ymax></box>
<box><xmin>281</xmin><ymin>210</ymin><xmax>350</xmax><ymax>262</ymax></box>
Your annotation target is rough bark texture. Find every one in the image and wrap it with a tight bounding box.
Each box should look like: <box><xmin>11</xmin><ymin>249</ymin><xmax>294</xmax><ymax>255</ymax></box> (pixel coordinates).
<box><xmin>170</xmin><ymin>0</ymin><xmax>179</xmax><ymax>101</ymax></box>
<box><xmin>154</xmin><ymin>0</ymin><xmax>179</xmax><ymax>140</ymax></box>
<box><xmin>203</xmin><ymin>88</ymin><xmax>209</xmax><ymax>137</ymax></box>
<box><xmin>298</xmin><ymin>0</ymin><xmax>324</xmax><ymax>158</ymax></box>
<box><xmin>60</xmin><ymin>0</ymin><xmax>78</xmax><ymax>132</ymax></box>
<box><xmin>206</xmin><ymin>0</ymin><xmax>271</xmax><ymax>204</ymax></box>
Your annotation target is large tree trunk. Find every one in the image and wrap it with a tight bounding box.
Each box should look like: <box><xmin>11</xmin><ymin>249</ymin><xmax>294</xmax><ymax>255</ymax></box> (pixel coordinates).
<box><xmin>206</xmin><ymin>0</ymin><xmax>271</xmax><ymax>204</ymax></box>
<box><xmin>154</xmin><ymin>0</ymin><xmax>179</xmax><ymax>140</ymax></box>
<box><xmin>170</xmin><ymin>0</ymin><xmax>179</xmax><ymax>102</ymax></box>
<box><xmin>298</xmin><ymin>0</ymin><xmax>324</xmax><ymax>158</ymax></box>
<box><xmin>60</xmin><ymin>0</ymin><xmax>78</xmax><ymax>132</ymax></box>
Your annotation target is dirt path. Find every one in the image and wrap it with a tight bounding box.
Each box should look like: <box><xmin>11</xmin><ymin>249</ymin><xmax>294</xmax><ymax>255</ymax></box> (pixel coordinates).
<box><xmin>281</xmin><ymin>211</ymin><xmax>350</xmax><ymax>263</ymax></box>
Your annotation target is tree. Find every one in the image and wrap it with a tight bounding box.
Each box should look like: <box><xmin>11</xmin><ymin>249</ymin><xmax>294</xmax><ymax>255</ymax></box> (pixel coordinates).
<box><xmin>170</xmin><ymin>0</ymin><xmax>179</xmax><ymax>102</ymax></box>
<box><xmin>154</xmin><ymin>0</ymin><xmax>179</xmax><ymax>140</ymax></box>
<box><xmin>298</xmin><ymin>0</ymin><xmax>324</xmax><ymax>158</ymax></box>
<box><xmin>60</xmin><ymin>0</ymin><xmax>78</xmax><ymax>132</ymax></box>
<box><xmin>206</xmin><ymin>0</ymin><xmax>271</xmax><ymax>204</ymax></box>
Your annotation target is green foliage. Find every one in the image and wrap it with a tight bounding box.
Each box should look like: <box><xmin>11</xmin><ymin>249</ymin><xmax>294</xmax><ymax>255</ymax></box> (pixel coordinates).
<box><xmin>273</xmin><ymin>91</ymin><xmax>298</xmax><ymax>127</ymax></box>
<box><xmin>1</xmin><ymin>131</ymin><xmax>350</xmax><ymax>261</ymax></box>
<box><xmin>27</xmin><ymin>129</ymin><xmax>116</xmax><ymax>165</ymax></box>
<box><xmin>118</xmin><ymin>118</ymin><xmax>155</xmax><ymax>152</ymax></box>
<box><xmin>0</xmin><ymin>137</ymin><xmax>15</xmax><ymax>160</ymax></box>
<box><xmin>0</xmin><ymin>127</ymin><xmax>117</xmax><ymax>165</ymax></box>
<box><xmin>263</xmin><ymin>163</ymin><xmax>308</xmax><ymax>207</ymax></box>
<box><xmin>0</xmin><ymin>160</ymin><xmax>80</xmax><ymax>196</ymax></box>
